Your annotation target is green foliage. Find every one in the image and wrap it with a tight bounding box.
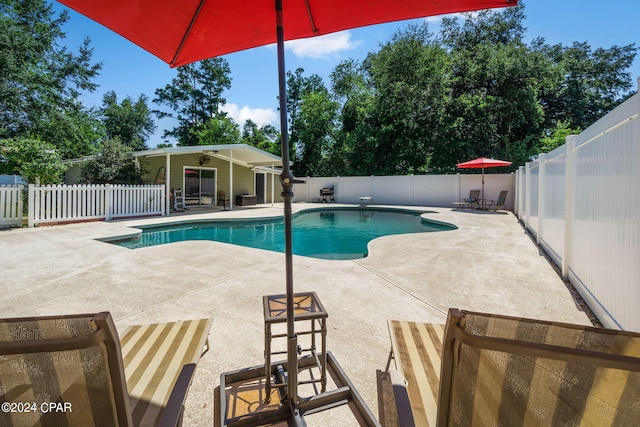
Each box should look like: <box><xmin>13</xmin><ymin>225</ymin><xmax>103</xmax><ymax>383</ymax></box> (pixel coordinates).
<box><xmin>0</xmin><ymin>0</ymin><xmax>102</xmax><ymax>158</ymax></box>
<box><xmin>295</xmin><ymin>90</ymin><xmax>339</xmax><ymax>176</ymax></box>
<box><xmin>538</xmin><ymin>121</ymin><xmax>580</xmax><ymax>153</ymax></box>
<box><xmin>285</xmin><ymin>68</ymin><xmax>327</xmax><ymax>162</ymax></box>
<box><xmin>537</xmin><ymin>41</ymin><xmax>637</xmax><ymax>131</ymax></box>
<box><xmin>191</xmin><ymin>116</ymin><xmax>240</xmax><ymax>146</ymax></box>
<box><xmin>100</xmin><ymin>91</ymin><xmax>156</xmax><ymax>151</ymax></box>
<box><xmin>365</xmin><ymin>23</ymin><xmax>451</xmax><ymax>174</ymax></box>
<box><xmin>81</xmin><ymin>138</ymin><xmax>144</xmax><ymax>184</ymax></box>
<box><xmin>0</xmin><ymin>137</ymin><xmax>67</xmax><ymax>184</ymax></box>
<box><xmin>241</xmin><ymin>120</ymin><xmax>280</xmax><ymax>155</ymax></box>
<box><xmin>153</xmin><ymin>58</ymin><xmax>231</xmax><ymax>146</ymax></box>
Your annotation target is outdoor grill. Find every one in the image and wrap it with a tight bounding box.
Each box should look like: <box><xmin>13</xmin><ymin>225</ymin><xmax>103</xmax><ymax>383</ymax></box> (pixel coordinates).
<box><xmin>320</xmin><ymin>185</ymin><xmax>335</xmax><ymax>203</ymax></box>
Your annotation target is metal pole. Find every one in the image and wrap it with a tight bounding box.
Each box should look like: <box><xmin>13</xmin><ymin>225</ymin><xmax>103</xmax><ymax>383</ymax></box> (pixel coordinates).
<box><xmin>275</xmin><ymin>0</ymin><xmax>300</xmax><ymax>410</ymax></box>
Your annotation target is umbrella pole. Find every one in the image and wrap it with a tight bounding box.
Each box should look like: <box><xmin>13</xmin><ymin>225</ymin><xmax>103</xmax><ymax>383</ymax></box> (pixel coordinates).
<box><xmin>482</xmin><ymin>166</ymin><xmax>485</xmax><ymax>209</ymax></box>
<box><xmin>275</xmin><ymin>0</ymin><xmax>301</xmax><ymax>414</ymax></box>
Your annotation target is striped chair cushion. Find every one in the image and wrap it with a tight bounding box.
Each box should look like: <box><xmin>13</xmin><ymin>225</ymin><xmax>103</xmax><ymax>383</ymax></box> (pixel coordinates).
<box><xmin>388</xmin><ymin>320</ymin><xmax>444</xmax><ymax>427</ymax></box>
<box><xmin>121</xmin><ymin>318</ymin><xmax>212</xmax><ymax>427</ymax></box>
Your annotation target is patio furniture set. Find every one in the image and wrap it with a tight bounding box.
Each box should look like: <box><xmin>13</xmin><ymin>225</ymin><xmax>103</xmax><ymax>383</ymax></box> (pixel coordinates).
<box><xmin>452</xmin><ymin>190</ymin><xmax>508</xmax><ymax>211</ymax></box>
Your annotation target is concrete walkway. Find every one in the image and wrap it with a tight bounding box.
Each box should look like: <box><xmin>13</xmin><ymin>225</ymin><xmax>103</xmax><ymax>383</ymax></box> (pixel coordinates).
<box><xmin>0</xmin><ymin>204</ymin><xmax>591</xmax><ymax>426</ymax></box>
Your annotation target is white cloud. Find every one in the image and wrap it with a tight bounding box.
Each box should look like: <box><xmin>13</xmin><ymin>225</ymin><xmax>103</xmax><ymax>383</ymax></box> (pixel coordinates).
<box><xmin>222</xmin><ymin>103</ymin><xmax>279</xmax><ymax>128</ymax></box>
<box><xmin>285</xmin><ymin>31</ymin><xmax>362</xmax><ymax>59</ymax></box>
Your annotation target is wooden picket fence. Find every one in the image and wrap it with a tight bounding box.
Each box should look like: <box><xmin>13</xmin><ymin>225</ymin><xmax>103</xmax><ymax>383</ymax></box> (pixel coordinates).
<box><xmin>27</xmin><ymin>184</ymin><xmax>165</xmax><ymax>227</ymax></box>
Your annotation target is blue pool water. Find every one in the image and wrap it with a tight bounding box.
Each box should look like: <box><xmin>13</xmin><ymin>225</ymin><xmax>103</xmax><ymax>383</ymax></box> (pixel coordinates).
<box><xmin>114</xmin><ymin>208</ymin><xmax>455</xmax><ymax>260</ymax></box>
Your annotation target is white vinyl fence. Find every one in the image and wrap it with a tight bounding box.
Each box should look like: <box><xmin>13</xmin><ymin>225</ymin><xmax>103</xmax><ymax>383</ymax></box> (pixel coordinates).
<box><xmin>0</xmin><ymin>185</ymin><xmax>24</xmax><ymax>228</ymax></box>
<box><xmin>292</xmin><ymin>173</ymin><xmax>516</xmax><ymax>209</ymax></box>
<box><xmin>516</xmin><ymin>82</ymin><xmax>640</xmax><ymax>331</ymax></box>
<box><xmin>27</xmin><ymin>184</ymin><xmax>165</xmax><ymax>227</ymax></box>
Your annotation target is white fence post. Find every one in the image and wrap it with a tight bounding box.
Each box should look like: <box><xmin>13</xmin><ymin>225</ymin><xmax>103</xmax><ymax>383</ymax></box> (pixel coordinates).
<box><xmin>28</xmin><ymin>184</ymin><xmax>35</xmax><ymax>228</ymax></box>
<box><xmin>562</xmin><ymin>135</ymin><xmax>577</xmax><ymax>281</ymax></box>
<box><xmin>105</xmin><ymin>184</ymin><xmax>112</xmax><ymax>221</ymax></box>
<box><xmin>537</xmin><ymin>153</ymin><xmax>546</xmax><ymax>245</ymax></box>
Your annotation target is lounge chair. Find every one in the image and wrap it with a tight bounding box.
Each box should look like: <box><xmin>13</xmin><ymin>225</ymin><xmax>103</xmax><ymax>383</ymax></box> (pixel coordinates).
<box><xmin>451</xmin><ymin>190</ymin><xmax>480</xmax><ymax>209</ymax></box>
<box><xmin>487</xmin><ymin>190</ymin><xmax>508</xmax><ymax>211</ymax></box>
<box><xmin>0</xmin><ymin>312</ymin><xmax>212</xmax><ymax>427</ymax></box>
<box><xmin>386</xmin><ymin>308</ymin><xmax>640</xmax><ymax>426</ymax></box>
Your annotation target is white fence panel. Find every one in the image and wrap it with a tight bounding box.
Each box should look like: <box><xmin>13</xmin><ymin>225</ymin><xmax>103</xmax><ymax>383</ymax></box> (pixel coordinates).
<box><xmin>0</xmin><ymin>185</ymin><xmax>24</xmax><ymax>228</ymax></box>
<box><xmin>569</xmin><ymin>92</ymin><xmax>639</xmax><ymax>330</ymax></box>
<box><xmin>540</xmin><ymin>145</ymin><xmax>567</xmax><ymax>265</ymax></box>
<box><xmin>372</xmin><ymin>175</ymin><xmax>413</xmax><ymax>205</ymax></box>
<box><xmin>414</xmin><ymin>175</ymin><xmax>457</xmax><ymax>206</ymax></box>
<box><xmin>516</xmin><ymin>79</ymin><xmax>640</xmax><ymax>331</ymax></box>
<box><xmin>293</xmin><ymin>174</ymin><xmax>514</xmax><ymax>208</ymax></box>
<box><xmin>109</xmin><ymin>185</ymin><xmax>165</xmax><ymax>219</ymax></box>
<box><xmin>525</xmin><ymin>160</ymin><xmax>539</xmax><ymax>237</ymax></box>
<box><xmin>28</xmin><ymin>184</ymin><xmax>165</xmax><ymax>226</ymax></box>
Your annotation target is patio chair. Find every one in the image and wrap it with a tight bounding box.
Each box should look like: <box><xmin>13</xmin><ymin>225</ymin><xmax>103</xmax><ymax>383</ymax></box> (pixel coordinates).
<box><xmin>487</xmin><ymin>190</ymin><xmax>508</xmax><ymax>211</ymax></box>
<box><xmin>173</xmin><ymin>188</ymin><xmax>186</xmax><ymax>211</ymax></box>
<box><xmin>451</xmin><ymin>190</ymin><xmax>480</xmax><ymax>209</ymax></box>
<box><xmin>386</xmin><ymin>308</ymin><xmax>640</xmax><ymax>427</ymax></box>
<box><xmin>0</xmin><ymin>312</ymin><xmax>212</xmax><ymax>427</ymax></box>
<box><xmin>218</xmin><ymin>191</ymin><xmax>229</xmax><ymax>210</ymax></box>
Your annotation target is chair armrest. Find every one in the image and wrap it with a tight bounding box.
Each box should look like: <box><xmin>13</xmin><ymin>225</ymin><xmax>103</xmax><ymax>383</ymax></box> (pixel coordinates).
<box><xmin>388</xmin><ymin>369</ymin><xmax>416</xmax><ymax>427</ymax></box>
<box><xmin>157</xmin><ymin>363</ymin><xmax>197</xmax><ymax>427</ymax></box>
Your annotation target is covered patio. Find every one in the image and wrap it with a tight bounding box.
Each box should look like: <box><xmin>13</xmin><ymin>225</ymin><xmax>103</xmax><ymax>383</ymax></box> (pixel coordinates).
<box><xmin>135</xmin><ymin>144</ymin><xmax>283</xmax><ymax>213</ymax></box>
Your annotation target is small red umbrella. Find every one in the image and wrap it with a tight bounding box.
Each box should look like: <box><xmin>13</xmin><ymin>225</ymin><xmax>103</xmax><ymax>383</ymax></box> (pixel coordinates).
<box><xmin>457</xmin><ymin>157</ymin><xmax>512</xmax><ymax>205</ymax></box>
<box><xmin>57</xmin><ymin>0</ymin><xmax>518</xmax><ymax>419</ymax></box>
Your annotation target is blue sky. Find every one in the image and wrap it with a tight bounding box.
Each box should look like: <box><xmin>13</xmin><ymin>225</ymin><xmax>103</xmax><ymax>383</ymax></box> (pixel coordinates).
<box><xmin>53</xmin><ymin>1</ymin><xmax>640</xmax><ymax>148</ymax></box>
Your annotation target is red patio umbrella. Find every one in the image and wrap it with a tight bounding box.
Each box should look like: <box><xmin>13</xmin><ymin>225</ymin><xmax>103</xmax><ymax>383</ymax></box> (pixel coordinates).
<box><xmin>57</xmin><ymin>0</ymin><xmax>518</xmax><ymax>421</ymax></box>
<box><xmin>457</xmin><ymin>157</ymin><xmax>512</xmax><ymax>206</ymax></box>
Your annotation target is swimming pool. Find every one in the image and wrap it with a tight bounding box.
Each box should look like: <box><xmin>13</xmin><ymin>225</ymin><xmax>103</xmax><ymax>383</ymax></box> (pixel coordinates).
<box><xmin>113</xmin><ymin>208</ymin><xmax>455</xmax><ymax>260</ymax></box>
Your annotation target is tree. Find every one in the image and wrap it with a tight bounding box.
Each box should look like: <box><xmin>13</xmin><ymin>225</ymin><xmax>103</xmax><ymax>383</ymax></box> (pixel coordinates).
<box><xmin>0</xmin><ymin>137</ymin><xmax>67</xmax><ymax>184</ymax></box>
<box><xmin>81</xmin><ymin>138</ymin><xmax>144</xmax><ymax>184</ymax></box>
<box><xmin>538</xmin><ymin>121</ymin><xmax>580</xmax><ymax>154</ymax></box>
<box><xmin>100</xmin><ymin>91</ymin><xmax>156</xmax><ymax>151</ymax></box>
<box><xmin>329</xmin><ymin>59</ymin><xmax>375</xmax><ymax>175</ymax></box>
<box><xmin>191</xmin><ymin>116</ymin><xmax>240</xmax><ymax>146</ymax></box>
<box><xmin>0</xmin><ymin>0</ymin><xmax>102</xmax><ymax>158</ymax></box>
<box><xmin>153</xmin><ymin>58</ymin><xmax>232</xmax><ymax>146</ymax></box>
<box><xmin>295</xmin><ymin>90</ymin><xmax>339</xmax><ymax>176</ymax></box>
<box><xmin>365</xmin><ymin>23</ymin><xmax>451</xmax><ymax>174</ymax></box>
<box><xmin>434</xmin><ymin>6</ymin><xmax>546</xmax><ymax>170</ymax></box>
<box><xmin>286</xmin><ymin>68</ymin><xmax>326</xmax><ymax>162</ymax></box>
<box><xmin>537</xmin><ymin>41</ymin><xmax>637</xmax><ymax>131</ymax></box>
<box><xmin>31</xmin><ymin>102</ymin><xmax>105</xmax><ymax>159</ymax></box>
<box><xmin>241</xmin><ymin>120</ymin><xmax>280</xmax><ymax>155</ymax></box>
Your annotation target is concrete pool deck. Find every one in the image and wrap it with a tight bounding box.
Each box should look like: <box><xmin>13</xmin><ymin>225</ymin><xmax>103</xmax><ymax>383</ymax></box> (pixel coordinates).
<box><xmin>0</xmin><ymin>203</ymin><xmax>592</xmax><ymax>425</ymax></box>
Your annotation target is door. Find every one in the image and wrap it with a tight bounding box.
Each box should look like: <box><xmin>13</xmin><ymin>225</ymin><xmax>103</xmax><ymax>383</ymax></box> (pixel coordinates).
<box><xmin>184</xmin><ymin>167</ymin><xmax>216</xmax><ymax>206</ymax></box>
<box><xmin>255</xmin><ymin>173</ymin><xmax>265</xmax><ymax>204</ymax></box>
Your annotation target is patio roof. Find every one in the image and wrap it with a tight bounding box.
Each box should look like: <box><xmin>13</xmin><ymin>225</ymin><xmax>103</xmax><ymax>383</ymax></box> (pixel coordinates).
<box><xmin>134</xmin><ymin>144</ymin><xmax>283</xmax><ymax>168</ymax></box>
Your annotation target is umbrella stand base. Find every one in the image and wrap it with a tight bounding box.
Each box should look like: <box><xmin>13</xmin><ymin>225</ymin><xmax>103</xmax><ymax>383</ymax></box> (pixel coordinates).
<box><xmin>219</xmin><ymin>352</ymin><xmax>380</xmax><ymax>427</ymax></box>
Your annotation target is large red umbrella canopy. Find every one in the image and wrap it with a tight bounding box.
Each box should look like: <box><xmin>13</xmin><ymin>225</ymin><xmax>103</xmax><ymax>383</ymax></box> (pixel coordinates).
<box><xmin>58</xmin><ymin>0</ymin><xmax>517</xmax><ymax>68</ymax></box>
<box><xmin>456</xmin><ymin>157</ymin><xmax>512</xmax><ymax>169</ymax></box>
